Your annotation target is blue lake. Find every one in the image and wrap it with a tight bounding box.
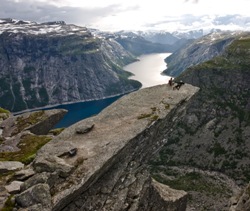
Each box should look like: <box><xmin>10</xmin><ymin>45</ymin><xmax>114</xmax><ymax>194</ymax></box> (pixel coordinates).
<box><xmin>49</xmin><ymin>53</ymin><xmax>170</xmax><ymax>128</ymax></box>
<box><xmin>47</xmin><ymin>95</ymin><xmax>123</xmax><ymax>128</ymax></box>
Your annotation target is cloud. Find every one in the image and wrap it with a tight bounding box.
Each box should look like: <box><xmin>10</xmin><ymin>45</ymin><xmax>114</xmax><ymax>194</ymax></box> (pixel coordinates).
<box><xmin>142</xmin><ymin>14</ymin><xmax>250</xmax><ymax>32</ymax></box>
<box><xmin>0</xmin><ymin>0</ymin><xmax>121</xmax><ymax>26</ymax></box>
<box><xmin>1</xmin><ymin>0</ymin><xmax>250</xmax><ymax>31</ymax></box>
<box><xmin>143</xmin><ymin>15</ymin><xmax>204</xmax><ymax>29</ymax></box>
<box><xmin>213</xmin><ymin>14</ymin><xmax>250</xmax><ymax>26</ymax></box>
<box><xmin>185</xmin><ymin>0</ymin><xmax>199</xmax><ymax>3</ymax></box>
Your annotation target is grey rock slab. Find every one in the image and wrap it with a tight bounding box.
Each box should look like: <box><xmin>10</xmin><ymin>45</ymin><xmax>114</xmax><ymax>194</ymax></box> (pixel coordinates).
<box><xmin>20</xmin><ymin>172</ymin><xmax>49</xmax><ymax>192</ymax></box>
<box><xmin>14</xmin><ymin>168</ymin><xmax>35</xmax><ymax>181</ymax></box>
<box><xmin>15</xmin><ymin>184</ymin><xmax>52</xmax><ymax>208</ymax></box>
<box><xmin>32</xmin><ymin>84</ymin><xmax>199</xmax><ymax>210</ymax></box>
<box><xmin>5</xmin><ymin>181</ymin><xmax>23</xmax><ymax>194</ymax></box>
<box><xmin>1</xmin><ymin>109</ymin><xmax>67</xmax><ymax>138</ymax></box>
<box><xmin>0</xmin><ymin>161</ymin><xmax>24</xmax><ymax>173</ymax></box>
<box><xmin>75</xmin><ymin>123</ymin><xmax>95</xmax><ymax>134</ymax></box>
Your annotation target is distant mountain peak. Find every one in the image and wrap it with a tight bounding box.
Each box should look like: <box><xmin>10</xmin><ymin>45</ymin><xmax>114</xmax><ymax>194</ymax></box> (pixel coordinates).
<box><xmin>0</xmin><ymin>18</ymin><xmax>87</xmax><ymax>36</ymax></box>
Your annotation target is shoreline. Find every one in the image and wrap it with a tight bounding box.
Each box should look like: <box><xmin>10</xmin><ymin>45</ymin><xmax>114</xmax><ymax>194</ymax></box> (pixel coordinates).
<box><xmin>13</xmin><ymin>88</ymin><xmax>139</xmax><ymax>115</ymax></box>
<box><xmin>13</xmin><ymin>52</ymin><xmax>170</xmax><ymax>116</ymax></box>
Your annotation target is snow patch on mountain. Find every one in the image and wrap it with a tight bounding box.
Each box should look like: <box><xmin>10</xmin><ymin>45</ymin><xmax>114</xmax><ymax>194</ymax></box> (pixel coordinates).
<box><xmin>0</xmin><ymin>18</ymin><xmax>88</xmax><ymax>36</ymax></box>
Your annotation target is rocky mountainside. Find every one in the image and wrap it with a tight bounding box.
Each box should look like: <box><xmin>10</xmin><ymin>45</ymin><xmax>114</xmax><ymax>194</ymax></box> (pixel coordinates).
<box><xmin>1</xmin><ymin>31</ymin><xmax>249</xmax><ymax>211</ymax></box>
<box><xmin>137</xmin><ymin>29</ymin><xmax>204</xmax><ymax>45</ymax></box>
<box><xmin>151</xmin><ymin>33</ymin><xmax>250</xmax><ymax>210</ymax></box>
<box><xmin>90</xmin><ymin>29</ymin><xmax>191</xmax><ymax>56</ymax></box>
<box><xmin>162</xmin><ymin>31</ymin><xmax>246</xmax><ymax>77</ymax></box>
<box><xmin>114</xmin><ymin>35</ymin><xmax>173</xmax><ymax>56</ymax></box>
<box><xmin>0</xmin><ymin>84</ymin><xmax>199</xmax><ymax>211</ymax></box>
<box><xmin>0</xmin><ymin>19</ymin><xmax>141</xmax><ymax>112</ymax></box>
<box><xmin>91</xmin><ymin>30</ymin><xmax>174</xmax><ymax>56</ymax></box>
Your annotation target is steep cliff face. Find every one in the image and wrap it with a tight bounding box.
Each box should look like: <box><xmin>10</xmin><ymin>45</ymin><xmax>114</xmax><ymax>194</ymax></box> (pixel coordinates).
<box><xmin>114</xmin><ymin>36</ymin><xmax>174</xmax><ymax>56</ymax></box>
<box><xmin>7</xmin><ymin>84</ymin><xmax>199</xmax><ymax>211</ymax></box>
<box><xmin>136</xmin><ymin>29</ymin><xmax>203</xmax><ymax>45</ymax></box>
<box><xmin>0</xmin><ymin>19</ymin><xmax>141</xmax><ymax>112</ymax></box>
<box><xmin>91</xmin><ymin>30</ymin><xmax>194</xmax><ymax>55</ymax></box>
<box><xmin>162</xmin><ymin>31</ymin><xmax>245</xmax><ymax>77</ymax></box>
<box><xmin>151</xmin><ymin>33</ymin><xmax>250</xmax><ymax>210</ymax></box>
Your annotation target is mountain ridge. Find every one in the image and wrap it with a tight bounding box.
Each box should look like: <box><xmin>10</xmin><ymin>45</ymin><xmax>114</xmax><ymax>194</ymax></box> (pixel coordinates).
<box><xmin>0</xmin><ymin>19</ymin><xmax>142</xmax><ymax>112</ymax></box>
<box><xmin>151</xmin><ymin>32</ymin><xmax>250</xmax><ymax>210</ymax></box>
<box><xmin>162</xmin><ymin>31</ymin><xmax>247</xmax><ymax>76</ymax></box>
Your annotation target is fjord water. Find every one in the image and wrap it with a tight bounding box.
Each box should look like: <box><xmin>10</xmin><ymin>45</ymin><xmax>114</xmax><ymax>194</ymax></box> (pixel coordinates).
<box><xmin>54</xmin><ymin>53</ymin><xmax>171</xmax><ymax>128</ymax></box>
<box><xmin>52</xmin><ymin>95</ymin><xmax>122</xmax><ymax>128</ymax></box>
<box><xmin>124</xmin><ymin>53</ymin><xmax>171</xmax><ymax>88</ymax></box>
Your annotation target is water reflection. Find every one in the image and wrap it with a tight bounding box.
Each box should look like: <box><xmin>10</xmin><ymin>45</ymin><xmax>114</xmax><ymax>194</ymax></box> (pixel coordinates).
<box><xmin>124</xmin><ymin>53</ymin><xmax>171</xmax><ymax>88</ymax></box>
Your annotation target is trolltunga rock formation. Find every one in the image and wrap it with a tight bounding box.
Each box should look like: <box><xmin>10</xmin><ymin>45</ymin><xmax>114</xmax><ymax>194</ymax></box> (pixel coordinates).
<box><xmin>14</xmin><ymin>83</ymin><xmax>199</xmax><ymax>210</ymax></box>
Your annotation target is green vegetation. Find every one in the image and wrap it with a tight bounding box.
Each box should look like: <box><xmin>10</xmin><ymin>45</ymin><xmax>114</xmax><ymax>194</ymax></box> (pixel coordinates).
<box><xmin>0</xmin><ymin>133</ymin><xmax>52</xmax><ymax>164</ymax></box>
<box><xmin>49</xmin><ymin>128</ymin><xmax>65</xmax><ymax>136</ymax></box>
<box><xmin>0</xmin><ymin>107</ymin><xmax>10</xmax><ymax>114</ymax></box>
<box><xmin>22</xmin><ymin>78</ymin><xmax>32</xmax><ymax>91</ymax></box>
<box><xmin>136</xmin><ymin>107</ymin><xmax>161</xmax><ymax>126</ymax></box>
<box><xmin>151</xmin><ymin>115</ymin><xmax>159</xmax><ymax>121</ymax></box>
<box><xmin>23</xmin><ymin>66</ymin><xmax>36</xmax><ymax>73</ymax></box>
<box><xmin>221</xmin><ymin>160</ymin><xmax>238</xmax><ymax>171</ymax></box>
<box><xmin>0</xmin><ymin>78</ymin><xmax>10</xmax><ymax>91</ymax></box>
<box><xmin>137</xmin><ymin>113</ymin><xmax>152</xmax><ymax>119</ymax></box>
<box><xmin>0</xmin><ymin>137</ymin><xmax>4</xmax><ymax>145</ymax></box>
<box><xmin>12</xmin><ymin>81</ymin><xmax>27</xmax><ymax>111</ymax></box>
<box><xmin>13</xmin><ymin>111</ymin><xmax>45</xmax><ymax>136</ymax></box>
<box><xmin>60</xmin><ymin>37</ymin><xmax>100</xmax><ymax>55</ymax></box>
<box><xmin>152</xmin><ymin>171</ymin><xmax>230</xmax><ymax>195</ymax></box>
<box><xmin>209</xmin><ymin>142</ymin><xmax>226</xmax><ymax>157</ymax></box>
<box><xmin>1</xmin><ymin>195</ymin><xmax>15</xmax><ymax>211</ymax></box>
<box><xmin>38</xmin><ymin>87</ymin><xmax>49</xmax><ymax>105</ymax></box>
<box><xmin>165</xmin><ymin>104</ymin><xmax>170</xmax><ymax>109</ymax></box>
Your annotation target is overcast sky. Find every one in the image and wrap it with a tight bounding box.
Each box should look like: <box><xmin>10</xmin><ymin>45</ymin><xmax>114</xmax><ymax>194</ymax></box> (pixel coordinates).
<box><xmin>1</xmin><ymin>0</ymin><xmax>250</xmax><ymax>32</ymax></box>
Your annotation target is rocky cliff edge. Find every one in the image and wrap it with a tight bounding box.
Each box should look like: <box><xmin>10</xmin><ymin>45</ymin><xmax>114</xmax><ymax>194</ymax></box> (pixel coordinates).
<box><xmin>2</xmin><ymin>83</ymin><xmax>199</xmax><ymax>210</ymax></box>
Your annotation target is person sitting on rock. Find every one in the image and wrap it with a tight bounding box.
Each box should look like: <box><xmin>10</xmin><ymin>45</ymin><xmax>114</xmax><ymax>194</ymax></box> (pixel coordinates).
<box><xmin>173</xmin><ymin>80</ymin><xmax>185</xmax><ymax>90</ymax></box>
<box><xmin>168</xmin><ymin>77</ymin><xmax>174</xmax><ymax>86</ymax></box>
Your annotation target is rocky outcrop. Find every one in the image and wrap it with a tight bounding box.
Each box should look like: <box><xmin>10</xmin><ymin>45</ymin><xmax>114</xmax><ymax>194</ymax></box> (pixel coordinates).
<box><xmin>0</xmin><ymin>161</ymin><xmax>24</xmax><ymax>173</ymax></box>
<box><xmin>11</xmin><ymin>84</ymin><xmax>199</xmax><ymax>210</ymax></box>
<box><xmin>162</xmin><ymin>31</ymin><xmax>246</xmax><ymax>77</ymax></box>
<box><xmin>140</xmin><ymin>179</ymin><xmax>188</xmax><ymax>211</ymax></box>
<box><xmin>151</xmin><ymin>33</ymin><xmax>250</xmax><ymax>210</ymax></box>
<box><xmin>0</xmin><ymin>19</ymin><xmax>141</xmax><ymax>112</ymax></box>
<box><xmin>230</xmin><ymin>183</ymin><xmax>250</xmax><ymax>211</ymax></box>
<box><xmin>0</xmin><ymin>108</ymin><xmax>66</xmax><ymax>210</ymax></box>
<box><xmin>0</xmin><ymin>109</ymin><xmax>67</xmax><ymax>140</ymax></box>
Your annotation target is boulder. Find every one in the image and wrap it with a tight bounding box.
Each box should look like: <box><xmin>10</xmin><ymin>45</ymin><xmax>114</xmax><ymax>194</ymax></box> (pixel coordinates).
<box><xmin>0</xmin><ymin>161</ymin><xmax>24</xmax><ymax>173</ymax></box>
<box><xmin>20</xmin><ymin>172</ymin><xmax>49</xmax><ymax>192</ymax></box>
<box><xmin>33</xmin><ymin>156</ymin><xmax>74</xmax><ymax>178</ymax></box>
<box><xmin>75</xmin><ymin>123</ymin><xmax>95</xmax><ymax>134</ymax></box>
<box><xmin>27</xmin><ymin>109</ymin><xmax>67</xmax><ymax>135</ymax></box>
<box><xmin>0</xmin><ymin>113</ymin><xmax>10</xmax><ymax>122</ymax></box>
<box><xmin>1</xmin><ymin>109</ymin><xmax>67</xmax><ymax>138</ymax></box>
<box><xmin>15</xmin><ymin>184</ymin><xmax>52</xmax><ymax>209</ymax></box>
<box><xmin>230</xmin><ymin>183</ymin><xmax>250</xmax><ymax>211</ymax></box>
<box><xmin>14</xmin><ymin>168</ymin><xmax>35</xmax><ymax>181</ymax></box>
<box><xmin>151</xmin><ymin>179</ymin><xmax>188</xmax><ymax>211</ymax></box>
<box><xmin>5</xmin><ymin>181</ymin><xmax>23</xmax><ymax>194</ymax></box>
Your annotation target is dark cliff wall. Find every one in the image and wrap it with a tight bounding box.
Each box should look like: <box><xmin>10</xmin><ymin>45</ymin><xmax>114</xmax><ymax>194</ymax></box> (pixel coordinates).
<box><xmin>151</xmin><ymin>34</ymin><xmax>250</xmax><ymax>210</ymax></box>
<box><xmin>0</xmin><ymin>27</ymin><xmax>141</xmax><ymax>112</ymax></box>
<box><xmin>162</xmin><ymin>32</ymin><xmax>239</xmax><ymax>77</ymax></box>
<box><xmin>60</xmin><ymin>99</ymin><xmax>190</xmax><ymax>211</ymax></box>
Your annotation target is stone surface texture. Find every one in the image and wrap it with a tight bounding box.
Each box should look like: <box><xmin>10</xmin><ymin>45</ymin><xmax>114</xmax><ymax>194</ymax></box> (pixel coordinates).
<box><xmin>14</xmin><ymin>84</ymin><xmax>199</xmax><ymax>210</ymax></box>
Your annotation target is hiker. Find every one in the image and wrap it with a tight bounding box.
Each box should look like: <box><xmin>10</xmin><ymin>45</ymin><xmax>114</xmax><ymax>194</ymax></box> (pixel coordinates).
<box><xmin>173</xmin><ymin>80</ymin><xmax>185</xmax><ymax>90</ymax></box>
<box><xmin>168</xmin><ymin>77</ymin><xmax>174</xmax><ymax>86</ymax></box>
